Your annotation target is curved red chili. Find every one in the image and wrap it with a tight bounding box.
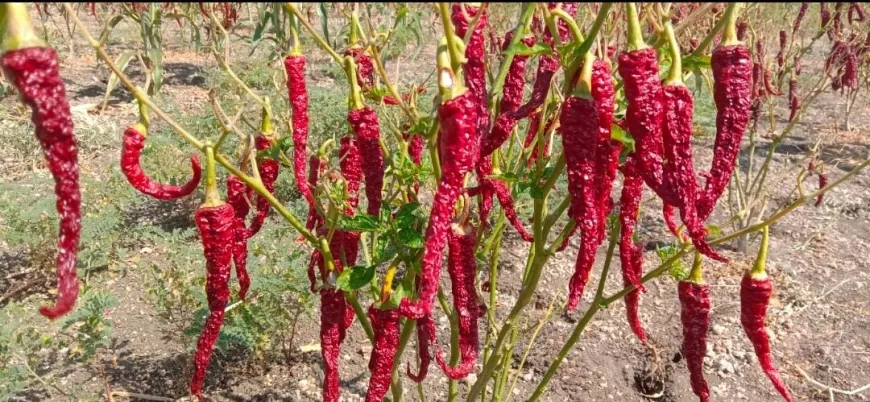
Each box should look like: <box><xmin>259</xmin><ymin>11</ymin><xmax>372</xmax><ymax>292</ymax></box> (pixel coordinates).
<box><xmin>190</xmin><ymin>202</ymin><xmax>235</xmax><ymax>397</ymax></box>
<box><xmin>247</xmin><ymin>135</ymin><xmax>280</xmax><ymax>238</ymax></box>
<box><xmin>407</xmin><ymin>312</ymin><xmax>435</xmax><ymax>383</ymax></box>
<box><xmin>451</xmin><ymin>3</ymin><xmax>488</xmax><ymax>137</ymax></box>
<box><xmin>618</xmin><ymin>156</ymin><xmax>648</xmax><ymax>294</ymax></box>
<box><xmin>365</xmin><ymin>305</ymin><xmax>401</xmax><ymax>402</ymax></box>
<box><xmin>561</xmin><ymin>92</ymin><xmax>601</xmax><ymax>311</ymax></box>
<box><xmin>591</xmin><ymin>60</ymin><xmax>621</xmax><ymax>246</ymax></box>
<box><xmin>815</xmin><ymin>171</ymin><xmax>828</xmax><ymax>206</ymax></box>
<box><xmin>284</xmin><ymin>54</ymin><xmax>313</xmax><ymax>209</ymax></box>
<box><xmin>2</xmin><ymin>46</ymin><xmax>82</xmax><ymax>320</ymax></box>
<box><xmin>305</xmin><ymin>155</ymin><xmax>325</xmax><ymax>231</ymax></box>
<box><xmin>121</xmin><ymin>126</ymin><xmax>202</xmax><ymax>200</ymax></box>
<box><xmin>793</xmin><ymin>3</ymin><xmax>809</xmax><ymax>35</ymax></box>
<box><xmin>617</xmin><ymin>48</ymin><xmax>678</xmax><ymax>205</ymax></box>
<box><xmin>340</xmin><ymin>135</ymin><xmax>363</xmax><ymax>214</ymax></box>
<box><xmin>435</xmin><ymin>225</ymin><xmax>480</xmax><ymax>379</ymax></box>
<box><xmin>788</xmin><ymin>78</ymin><xmax>801</xmax><ymax>122</ymax></box>
<box><xmin>400</xmin><ymin>91</ymin><xmax>479</xmax><ymax>319</ymax></box>
<box><xmin>697</xmin><ymin>44</ymin><xmax>752</xmax><ymax>221</ymax></box>
<box><xmin>345</xmin><ymin>47</ymin><xmax>374</xmax><ymax>91</ymax></box>
<box><xmin>499</xmin><ymin>32</ymin><xmax>536</xmax><ymax>114</ymax></box>
<box><xmin>226</xmin><ymin>176</ymin><xmax>252</xmax><ymax>300</ymax></box>
<box><xmin>348</xmin><ymin>106</ymin><xmax>385</xmax><ymax>217</ymax></box>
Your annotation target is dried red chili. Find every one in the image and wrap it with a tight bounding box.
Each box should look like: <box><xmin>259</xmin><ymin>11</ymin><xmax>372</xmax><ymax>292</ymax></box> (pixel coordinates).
<box><xmin>320</xmin><ymin>287</ymin><xmax>348</xmax><ymax>402</ymax></box>
<box><xmin>815</xmin><ymin>169</ymin><xmax>828</xmax><ymax>207</ymax></box>
<box><xmin>793</xmin><ymin>3</ymin><xmax>809</xmax><ymax>35</ymax></box>
<box><xmin>618</xmin><ymin>156</ymin><xmax>648</xmax><ymax>344</ymax></box>
<box><xmin>788</xmin><ymin>78</ymin><xmax>801</xmax><ymax>122</ymax></box>
<box><xmin>679</xmin><ymin>256</ymin><xmax>712</xmax><ymax>402</ymax></box>
<box><xmin>305</xmin><ymin>155</ymin><xmax>325</xmax><ymax>231</ymax></box>
<box><xmin>590</xmin><ymin>59</ymin><xmax>621</xmax><ymax>247</ymax></box>
<box><xmin>850</xmin><ymin>2</ymin><xmax>866</xmax><ymax>22</ymax></box>
<box><xmin>121</xmin><ymin>126</ymin><xmax>202</xmax><ymax>200</ymax></box>
<box><xmin>406</xmin><ymin>133</ymin><xmax>425</xmax><ymax>166</ymax></box>
<box><xmin>762</xmin><ymin>68</ymin><xmax>783</xmax><ymax>96</ymax></box>
<box><xmin>284</xmin><ymin>54</ymin><xmax>313</xmax><ymax>211</ymax></box>
<box><xmin>348</xmin><ymin>106</ymin><xmax>385</xmax><ymax>217</ymax></box>
<box><xmin>407</xmin><ymin>311</ymin><xmax>435</xmax><ymax>382</ymax></box>
<box><xmin>435</xmin><ymin>224</ymin><xmax>480</xmax><ymax>379</ymax></box>
<box><xmin>190</xmin><ymin>148</ymin><xmax>234</xmax><ymax>397</ymax></box>
<box><xmin>340</xmin><ymin>136</ymin><xmax>362</xmax><ymax>214</ymax></box>
<box><xmin>741</xmin><ymin>227</ymin><xmax>794</xmax><ymax>402</ymax></box>
<box><xmin>697</xmin><ymin>41</ymin><xmax>752</xmax><ymax>222</ymax></box>
<box><xmin>226</xmin><ymin>176</ymin><xmax>251</xmax><ymax>300</ymax></box>
<box><xmin>247</xmin><ymin>135</ymin><xmax>280</xmax><ymax>237</ymax></box>
<box><xmin>400</xmin><ymin>89</ymin><xmax>479</xmax><ymax>319</ymax></box>
<box><xmin>2</xmin><ymin>42</ymin><xmax>81</xmax><ymax>319</ymax></box>
<box><xmin>345</xmin><ymin>47</ymin><xmax>374</xmax><ymax>91</ymax></box>
<box><xmin>776</xmin><ymin>30</ymin><xmax>787</xmax><ymax>69</ymax></box>
<box><xmin>499</xmin><ymin>32</ymin><xmax>536</xmax><ymax>114</ymax></box>
<box><xmin>365</xmin><ymin>305</ymin><xmax>401</xmax><ymax>402</ymax></box>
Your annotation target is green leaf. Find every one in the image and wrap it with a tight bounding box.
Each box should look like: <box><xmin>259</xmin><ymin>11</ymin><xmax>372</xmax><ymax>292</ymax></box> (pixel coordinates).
<box><xmin>318</xmin><ymin>3</ymin><xmax>330</xmax><ymax>48</ymax></box>
<box><xmin>683</xmin><ymin>54</ymin><xmax>712</xmax><ymax>70</ymax></box>
<box><xmin>504</xmin><ymin>41</ymin><xmax>553</xmax><ymax>57</ymax></box>
<box><xmin>705</xmin><ymin>224</ymin><xmax>721</xmax><ymax>238</ymax></box>
<box><xmin>397</xmin><ymin>227</ymin><xmax>424</xmax><ymax>248</ymax></box>
<box><xmin>611</xmin><ymin>124</ymin><xmax>635</xmax><ymax>153</ymax></box>
<box><xmin>339</xmin><ymin>214</ymin><xmax>381</xmax><ymax>232</ymax></box>
<box><xmin>489</xmin><ymin>172</ymin><xmax>520</xmax><ymax>183</ymax></box>
<box><xmin>394</xmin><ymin>202</ymin><xmax>421</xmax><ymax>228</ymax></box>
<box><xmin>336</xmin><ymin>265</ymin><xmax>376</xmax><ymax>291</ymax></box>
<box><xmin>528</xmin><ymin>185</ymin><xmax>545</xmax><ymax>200</ymax></box>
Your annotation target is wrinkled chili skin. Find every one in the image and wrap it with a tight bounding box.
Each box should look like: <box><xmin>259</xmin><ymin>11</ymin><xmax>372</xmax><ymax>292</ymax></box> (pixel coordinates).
<box><xmin>788</xmin><ymin>79</ymin><xmax>801</xmax><ymax>122</ymax></box>
<box><xmin>679</xmin><ymin>281</ymin><xmax>712</xmax><ymax>402</ymax></box>
<box><xmin>340</xmin><ymin>136</ymin><xmax>363</xmax><ymax>214</ymax></box>
<box><xmin>305</xmin><ymin>155</ymin><xmax>324</xmax><ymax>231</ymax></box>
<box><xmin>741</xmin><ymin>275</ymin><xmax>795</xmax><ymax>402</ymax></box>
<box><xmin>365</xmin><ymin>305</ymin><xmax>401</xmax><ymax>402</ymax></box>
<box><xmin>345</xmin><ymin>47</ymin><xmax>375</xmax><ymax>91</ymax></box>
<box><xmin>247</xmin><ymin>136</ymin><xmax>280</xmax><ymax>238</ymax></box>
<box><xmin>2</xmin><ymin>47</ymin><xmax>82</xmax><ymax>320</ymax></box>
<box><xmin>407</xmin><ymin>312</ymin><xmax>435</xmax><ymax>382</ymax></box>
<box><xmin>661</xmin><ymin>85</ymin><xmax>725</xmax><ymax>262</ymax></box>
<box><xmin>619</xmin><ymin>156</ymin><xmax>647</xmax><ymax>293</ymax></box>
<box><xmin>499</xmin><ymin>33</ymin><xmax>536</xmax><ymax>113</ymax></box>
<box><xmin>190</xmin><ymin>204</ymin><xmax>235</xmax><ymax>398</ymax></box>
<box><xmin>451</xmin><ymin>3</ymin><xmax>488</xmax><ymax>136</ymax></box>
<box><xmin>284</xmin><ymin>55</ymin><xmax>313</xmax><ymax>208</ymax></box>
<box><xmin>226</xmin><ymin>176</ymin><xmax>251</xmax><ymax>300</ymax></box>
<box><xmin>348</xmin><ymin>106</ymin><xmax>385</xmax><ymax>217</ymax></box>
<box><xmin>121</xmin><ymin>126</ymin><xmax>202</xmax><ymax>200</ymax></box>
<box><xmin>793</xmin><ymin>3</ymin><xmax>809</xmax><ymax>35</ymax></box>
<box><xmin>476</xmin><ymin>156</ymin><xmax>496</xmax><ymax>229</ymax></box>
<box><xmin>591</xmin><ymin>60</ymin><xmax>621</xmax><ymax>246</ymax></box>
<box><xmin>618</xmin><ymin>48</ymin><xmax>678</xmax><ymax>205</ymax></box>
<box><xmin>435</xmin><ymin>227</ymin><xmax>480</xmax><ymax>379</ymax></box>
<box><xmin>560</xmin><ymin>95</ymin><xmax>601</xmax><ymax>311</ymax></box>
<box><xmin>492</xmin><ymin>179</ymin><xmax>533</xmax><ymax>242</ymax></box>
<box><xmin>400</xmin><ymin>92</ymin><xmax>479</xmax><ymax>319</ymax></box>
<box><xmin>406</xmin><ymin>133</ymin><xmax>425</xmax><ymax>166</ymax></box>
<box><xmin>815</xmin><ymin>172</ymin><xmax>828</xmax><ymax>206</ymax></box>
<box><xmin>320</xmin><ymin>288</ymin><xmax>348</xmax><ymax>402</ymax></box>
<box><xmin>697</xmin><ymin>45</ymin><xmax>752</xmax><ymax>221</ymax></box>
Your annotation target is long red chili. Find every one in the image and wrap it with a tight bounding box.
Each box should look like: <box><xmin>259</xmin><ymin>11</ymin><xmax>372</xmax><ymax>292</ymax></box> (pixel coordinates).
<box><xmin>189</xmin><ymin>152</ymin><xmax>234</xmax><ymax>397</ymax></box>
<box><xmin>247</xmin><ymin>135</ymin><xmax>280</xmax><ymax>237</ymax></box>
<box><xmin>590</xmin><ymin>60</ymin><xmax>621</xmax><ymax>247</ymax></box>
<box><xmin>284</xmin><ymin>54</ymin><xmax>313</xmax><ymax>209</ymax></box>
<box><xmin>226</xmin><ymin>176</ymin><xmax>251</xmax><ymax>300</ymax></box>
<box><xmin>2</xmin><ymin>44</ymin><xmax>82</xmax><ymax>320</ymax></box>
<box><xmin>499</xmin><ymin>32</ymin><xmax>536</xmax><ymax>114</ymax></box>
<box><xmin>316</xmin><ymin>229</ymin><xmax>350</xmax><ymax>402</ymax></box>
<box><xmin>815</xmin><ymin>169</ymin><xmax>828</xmax><ymax>207</ymax></box>
<box><xmin>435</xmin><ymin>224</ymin><xmax>480</xmax><ymax>379</ymax></box>
<box><xmin>679</xmin><ymin>256</ymin><xmax>712</xmax><ymax>402</ymax></box>
<box><xmin>740</xmin><ymin>227</ymin><xmax>794</xmax><ymax>402</ymax></box>
<box><xmin>305</xmin><ymin>155</ymin><xmax>325</xmax><ymax>231</ymax></box>
<box><xmin>619</xmin><ymin>156</ymin><xmax>648</xmax><ymax>344</ymax></box>
<box><xmin>400</xmin><ymin>90</ymin><xmax>479</xmax><ymax>319</ymax></box>
<box><xmin>697</xmin><ymin>42</ymin><xmax>752</xmax><ymax>221</ymax></box>
<box><xmin>121</xmin><ymin>125</ymin><xmax>202</xmax><ymax>200</ymax></box>
<box><xmin>345</xmin><ymin>47</ymin><xmax>374</xmax><ymax>91</ymax></box>
<box><xmin>560</xmin><ymin>72</ymin><xmax>601</xmax><ymax>310</ymax></box>
<box><xmin>348</xmin><ymin>106</ymin><xmax>385</xmax><ymax>217</ymax></box>
<box><xmin>407</xmin><ymin>309</ymin><xmax>435</xmax><ymax>382</ymax></box>
<box><xmin>365</xmin><ymin>305</ymin><xmax>401</xmax><ymax>402</ymax></box>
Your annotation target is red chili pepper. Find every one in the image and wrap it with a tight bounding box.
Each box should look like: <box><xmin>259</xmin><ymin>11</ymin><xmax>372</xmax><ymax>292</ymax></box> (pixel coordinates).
<box><xmin>736</xmin><ymin>22</ymin><xmax>748</xmax><ymax>42</ymax></box>
<box><xmin>661</xmin><ymin>83</ymin><xmax>725</xmax><ymax>261</ymax></box>
<box><xmin>793</xmin><ymin>3</ymin><xmax>809</xmax><ymax>35</ymax></box>
<box><xmin>590</xmin><ymin>60</ymin><xmax>621</xmax><ymax>247</ymax></box>
<box><xmin>821</xmin><ymin>2</ymin><xmax>833</xmax><ymax>39</ymax></box>
<box><xmin>2</xmin><ymin>46</ymin><xmax>82</xmax><ymax>320</ymax></box>
<box><xmin>400</xmin><ymin>91</ymin><xmax>479</xmax><ymax>319</ymax></box>
<box><xmin>407</xmin><ymin>311</ymin><xmax>435</xmax><ymax>382</ymax></box>
<box><xmin>815</xmin><ymin>170</ymin><xmax>828</xmax><ymax>206</ymax></box>
<box><xmin>619</xmin><ymin>161</ymin><xmax>648</xmax><ymax>345</ymax></box>
<box><xmin>561</xmin><ymin>91</ymin><xmax>601</xmax><ymax>311</ymax></box>
<box><xmin>842</xmin><ymin>50</ymin><xmax>858</xmax><ymax>89</ymax></box>
<box><xmin>246</xmin><ymin>135</ymin><xmax>280</xmax><ymax>238</ymax></box>
<box><xmin>190</xmin><ymin>191</ymin><xmax>234</xmax><ymax>397</ymax></box>
<box><xmin>345</xmin><ymin>47</ymin><xmax>374</xmax><ymax>91</ymax></box>
<box><xmin>320</xmin><ymin>287</ymin><xmax>347</xmax><ymax>402</ymax></box>
<box><xmin>284</xmin><ymin>54</ymin><xmax>313</xmax><ymax>210</ymax></box>
<box><xmin>697</xmin><ymin>43</ymin><xmax>752</xmax><ymax>222</ymax></box>
<box><xmin>451</xmin><ymin>3</ymin><xmax>488</xmax><ymax>134</ymax></box>
<box><xmin>121</xmin><ymin>126</ymin><xmax>202</xmax><ymax>200</ymax></box>
<box><xmin>788</xmin><ymin>78</ymin><xmax>801</xmax><ymax>122</ymax></box>
<box><xmin>305</xmin><ymin>155</ymin><xmax>325</xmax><ymax>231</ymax></box>
<box><xmin>618</xmin><ymin>48</ymin><xmax>679</xmax><ymax>206</ymax></box>
<box><xmin>405</xmin><ymin>133</ymin><xmax>425</xmax><ymax>166</ymax></box>
<box><xmin>365</xmin><ymin>305</ymin><xmax>401</xmax><ymax>402</ymax></box>
<box><xmin>499</xmin><ymin>32</ymin><xmax>536</xmax><ymax>114</ymax></box>
<box><xmin>762</xmin><ymin>68</ymin><xmax>783</xmax><ymax>96</ymax></box>
<box><xmin>794</xmin><ymin>54</ymin><xmax>802</xmax><ymax>76</ymax></box>
<box><xmin>663</xmin><ymin>202</ymin><xmax>682</xmax><ymax>240</ymax></box>
<box><xmin>340</xmin><ymin>136</ymin><xmax>362</xmax><ymax>214</ymax></box>
<box><xmin>435</xmin><ymin>224</ymin><xmax>480</xmax><ymax>379</ymax></box>
<box><xmin>348</xmin><ymin>106</ymin><xmax>385</xmax><ymax>217</ymax></box>
<box><xmin>741</xmin><ymin>228</ymin><xmax>794</xmax><ymax>402</ymax></box>
<box><xmin>679</xmin><ymin>276</ymin><xmax>711</xmax><ymax>402</ymax></box>
<box><xmin>776</xmin><ymin>30</ymin><xmax>787</xmax><ymax>68</ymax></box>
<box><xmin>850</xmin><ymin>2</ymin><xmax>866</xmax><ymax>22</ymax></box>
<box><xmin>226</xmin><ymin>176</ymin><xmax>252</xmax><ymax>300</ymax></box>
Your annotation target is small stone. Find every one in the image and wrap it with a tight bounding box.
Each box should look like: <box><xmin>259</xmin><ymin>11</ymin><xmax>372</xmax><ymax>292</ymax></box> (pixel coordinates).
<box><xmin>712</xmin><ymin>324</ymin><xmax>726</xmax><ymax>335</ymax></box>
<box><xmin>717</xmin><ymin>359</ymin><xmax>735</xmax><ymax>374</ymax></box>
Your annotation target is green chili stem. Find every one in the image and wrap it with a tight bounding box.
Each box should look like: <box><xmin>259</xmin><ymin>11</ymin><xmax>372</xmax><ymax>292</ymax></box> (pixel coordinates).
<box><xmin>625</xmin><ymin>3</ymin><xmax>647</xmax><ymax>51</ymax></box>
<box><xmin>202</xmin><ymin>145</ymin><xmax>222</xmax><ymax>207</ymax></box>
<box><xmin>345</xmin><ymin>291</ymin><xmax>375</xmax><ymax>342</ymax></box>
<box><xmin>438</xmin><ymin>3</ymin><xmax>464</xmax><ymax>79</ymax></box>
<box><xmin>1</xmin><ymin>3</ymin><xmax>46</xmax><ymax>50</ymax></box>
<box><xmin>689</xmin><ymin>251</ymin><xmax>704</xmax><ymax>284</ymax></box>
<box><xmin>663</xmin><ymin>22</ymin><xmax>683</xmax><ymax>86</ymax></box>
<box><xmin>285</xmin><ymin>3</ymin><xmax>342</xmax><ymax>63</ymax></box>
<box><xmin>720</xmin><ymin>2</ymin><xmax>742</xmax><ymax>46</ymax></box>
<box><xmin>489</xmin><ymin>4</ymin><xmax>536</xmax><ymax>105</ymax></box>
<box><xmin>690</xmin><ymin>3</ymin><xmax>732</xmax><ymax>57</ymax></box>
<box><xmin>750</xmin><ymin>225</ymin><xmax>769</xmax><ymax>278</ymax></box>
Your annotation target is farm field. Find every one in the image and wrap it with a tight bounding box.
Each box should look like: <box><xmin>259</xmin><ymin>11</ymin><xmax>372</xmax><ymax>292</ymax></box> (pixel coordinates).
<box><xmin>1</xmin><ymin>3</ymin><xmax>869</xmax><ymax>402</ymax></box>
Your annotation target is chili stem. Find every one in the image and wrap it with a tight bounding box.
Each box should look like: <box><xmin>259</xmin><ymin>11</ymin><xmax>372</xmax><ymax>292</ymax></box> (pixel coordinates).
<box><xmin>750</xmin><ymin>225</ymin><xmax>769</xmax><ymax>278</ymax></box>
<box><xmin>285</xmin><ymin>3</ymin><xmax>342</xmax><ymax>63</ymax></box>
<box><xmin>690</xmin><ymin>3</ymin><xmax>733</xmax><ymax>57</ymax></box>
